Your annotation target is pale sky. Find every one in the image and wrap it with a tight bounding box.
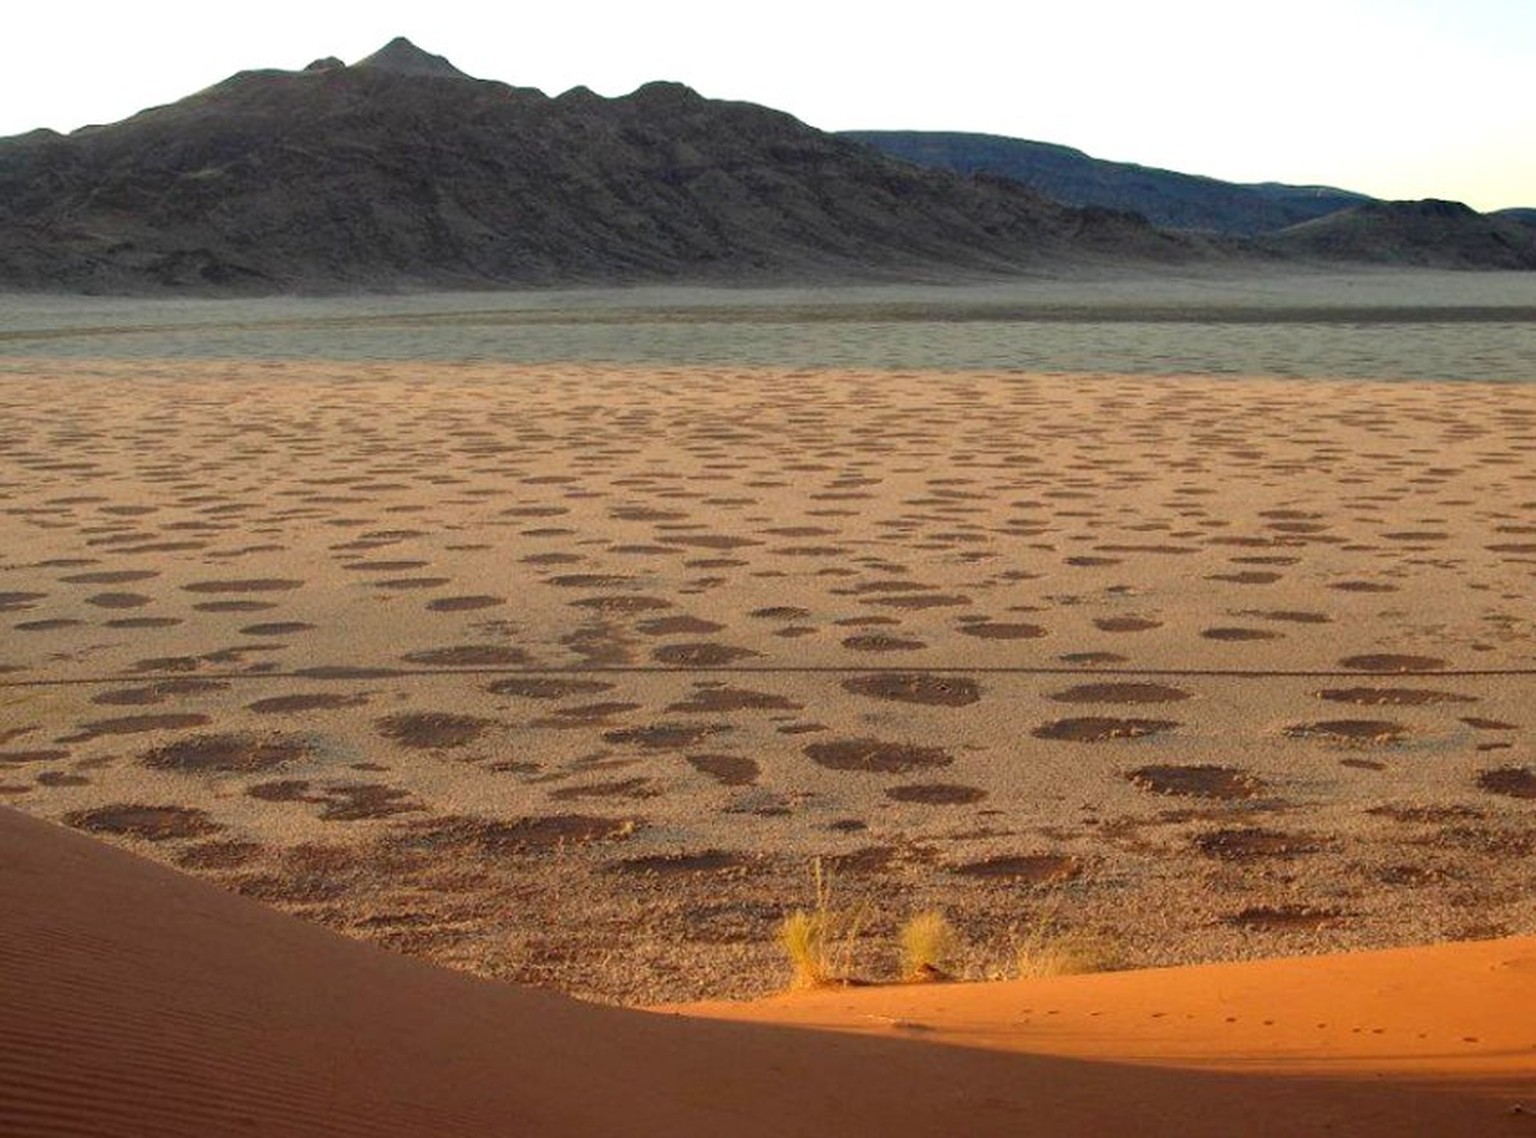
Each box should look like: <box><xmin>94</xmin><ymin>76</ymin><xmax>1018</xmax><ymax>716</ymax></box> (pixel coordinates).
<box><xmin>3</xmin><ymin>0</ymin><xmax>1532</xmax><ymax>211</ymax></box>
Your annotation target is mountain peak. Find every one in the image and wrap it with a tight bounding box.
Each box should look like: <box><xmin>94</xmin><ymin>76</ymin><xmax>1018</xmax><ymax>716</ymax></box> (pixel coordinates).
<box><xmin>353</xmin><ymin>37</ymin><xmax>471</xmax><ymax>79</ymax></box>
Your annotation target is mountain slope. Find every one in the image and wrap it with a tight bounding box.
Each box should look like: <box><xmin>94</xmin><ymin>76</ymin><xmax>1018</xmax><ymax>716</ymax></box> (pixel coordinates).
<box><xmin>839</xmin><ymin>131</ymin><xmax>1373</xmax><ymax>235</ymax></box>
<box><xmin>0</xmin><ymin>41</ymin><xmax>1194</xmax><ymax>293</ymax></box>
<box><xmin>1265</xmin><ymin>199</ymin><xmax>1536</xmax><ymax>269</ymax></box>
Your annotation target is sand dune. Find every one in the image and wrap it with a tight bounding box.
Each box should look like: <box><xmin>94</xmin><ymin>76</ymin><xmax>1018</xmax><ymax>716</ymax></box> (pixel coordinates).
<box><xmin>3</xmin><ymin>806</ymin><xmax>1532</xmax><ymax>1137</ymax></box>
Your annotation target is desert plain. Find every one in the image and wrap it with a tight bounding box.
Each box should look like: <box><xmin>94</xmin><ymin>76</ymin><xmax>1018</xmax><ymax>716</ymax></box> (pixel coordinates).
<box><xmin>3</xmin><ymin>268</ymin><xmax>1535</xmax><ymax>1135</ymax></box>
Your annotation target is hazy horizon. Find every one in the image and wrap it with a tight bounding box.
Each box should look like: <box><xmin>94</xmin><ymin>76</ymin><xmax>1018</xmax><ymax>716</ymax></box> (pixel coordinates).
<box><xmin>4</xmin><ymin>0</ymin><xmax>1532</xmax><ymax>213</ymax></box>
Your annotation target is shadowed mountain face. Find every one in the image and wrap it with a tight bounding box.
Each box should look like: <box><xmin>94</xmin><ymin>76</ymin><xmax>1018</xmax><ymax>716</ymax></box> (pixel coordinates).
<box><xmin>1264</xmin><ymin>199</ymin><xmax>1536</xmax><ymax>269</ymax></box>
<box><xmin>839</xmin><ymin>131</ymin><xmax>1373</xmax><ymax>236</ymax></box>
<box><xmin>0</xmin><ymin>40</ymin><xmax>1193</xmax><ymax>293</ymax></box>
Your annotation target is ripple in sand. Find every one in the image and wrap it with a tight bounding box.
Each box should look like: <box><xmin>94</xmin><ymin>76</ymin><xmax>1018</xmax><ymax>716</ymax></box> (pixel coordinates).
<box><xmin>485</xmin><ymin>677</ymin><xmax>615</xmax><ymax>700</ymax></box>
<box><xmin>1339</xmin><ymin>654</ymin><xmax>1448</xmax><ymax>673</ymax></box>
<box><xmin>143</xmin><ymin>732</ymin><xmax>311</xmax><ymax>773</ymax></box>
<box><xmin>951</xmin><ymin>854</ymin><xmax>1081</xmax><ymax>883</ymax></box>
<box><xmin>377</xmin><ymin>712</ymin><xmax>491</xmax><ymax>749</ymax></box>
<box><xmin>1194</xmin><ymin>828</ymin><xmax>1325</xmax><ymax>859</ymax></box>
<box><xmin>805</xmin><ymin>737</ymin><xmax>952</xmax><ymax>773</ymax></box>
<box><xmin>65</xmin><ymin>803</ymin><xmax>221</xmax><ymax>840</ymax></box>
<box><xmin>1034</xmin><ymin>717</ymin><xmax>1177</xmax><ymax>742</ymax></box>
<box><xmin>1227</xmin><ymin>906</ymin><xmax>1344</xmax><ymax>932</ymax></box>
<box><xmin>1127</xmin><ymin>764</ymin><xmax>1267</xmax><ymax>800</ymax></box>
<box><xmin>686</xmin><ymin>753</ymin><xmax>759</xmax><ymax>786</ymax></box>
<box><xmin>247</xmin><ymin>693</ymin><xmax>368</xmax><ymax>714</ymax></box>
<box><xmin>667</xmin><ymin>686</ymin><xmax>801</xmax><ymax>713</ymax></box>
<box><xmin>401</xmin><ymin>645</ymin><xmax>530</xmax><ymax>667</ymax></box>
<box><xmin>1284</xmin><ymin>720</ymin><xmax>1408</xmax><ymax>744</ymax></box>
<box><xmin>886</xmin><ymin>783</ymin><xmax>987</xmax><ymax>805</ymax></box>
<box><xmin>652</xmin><ymin>642</ymin><xmax>759</xmax><ymax>666</ymax></box>
<box><xmin>602</xmin><ymin>723</ymin><xmax>729</xmax><ymax>750</ymax></box>
<box><xmin>958</xmin><ymin>621</ymin><xmax>1046</xmax><ymax>640</ymax></box>
<box><xmin>841</xmin><ymin>673</ymin><xmax>981</xmax><ymax>707</ymax></box>
<box><xmin>1477</xmin><ymin>767</ymin><xmax>1536</xmax><ymax>799</ymax></box>
<box><xmin>1315</xmin><ymin>687</ymin><xmax>1475</xmax><ymax>706</ymax></box>
<box><xmin>426</xmin><ymin>595</ymin><xmax>506</xmax><ymax>612</ymax></box>
<box><xmin>1051</xmin><ymin>682</ymin><xmax>1191</xmax><ymax>704</ymax></box>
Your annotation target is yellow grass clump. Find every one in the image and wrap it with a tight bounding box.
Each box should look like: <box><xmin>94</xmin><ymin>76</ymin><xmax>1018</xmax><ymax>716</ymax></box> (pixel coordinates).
<box><xmin>898</xmin><ymin>910</ymin><xmax>961</xmax><ymax>982</ymax></box>
<box><xmin>779</xmin><ymin>859</ymin><xmax>866</xmax><ymax>988</ymax></box>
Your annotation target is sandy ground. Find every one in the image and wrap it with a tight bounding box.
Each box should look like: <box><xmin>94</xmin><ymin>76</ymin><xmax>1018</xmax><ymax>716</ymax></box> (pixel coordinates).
<box><xmin>2</xmin><ymin>348</ymin><xmax>1533</xmax><ymax>1002</ymax></box>
<box><xmin>4</xmin><ymin>805</ymin><xmax>1534</xmax><ymax>1138</ymax></box>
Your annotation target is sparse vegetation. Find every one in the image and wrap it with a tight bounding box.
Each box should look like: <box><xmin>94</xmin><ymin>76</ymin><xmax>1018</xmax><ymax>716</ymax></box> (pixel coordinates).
<box><xmin>898</xmin><ymin>910</ymin><xmax>961</xmax><ymax>981</ymax></box>
<box><xmin>778</xmin><ymin>858</ymin><xmax>867</xmax><ymax>988</ymax></box>
<box><xmin>1012</xmin><ymin>907</ymin><xmax>1117</xmax><ymax>979</ymax></box>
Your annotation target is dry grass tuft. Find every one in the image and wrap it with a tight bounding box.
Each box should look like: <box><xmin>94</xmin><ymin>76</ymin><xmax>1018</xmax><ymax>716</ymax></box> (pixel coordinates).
<box><xmin>779</xmin><ymin>858</ymin><xmax>866</xmax><ymax>988</ymax></box>
<box><xmin>1013</xmin><ymin>910</ymin><xmax>1118</xmax><ymax>979</ymax></box>
<box><xmin>898</xmin><ymin>910</ymin><xmax>961</xmax><ymax>982</ymax></box>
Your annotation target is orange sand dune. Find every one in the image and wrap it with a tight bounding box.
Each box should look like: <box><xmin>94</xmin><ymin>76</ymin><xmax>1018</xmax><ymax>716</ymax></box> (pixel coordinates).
<box><xmin>3</xmin><ymin>807</ymin><xmax>1532</xmax><ymax>1137</ymax></box>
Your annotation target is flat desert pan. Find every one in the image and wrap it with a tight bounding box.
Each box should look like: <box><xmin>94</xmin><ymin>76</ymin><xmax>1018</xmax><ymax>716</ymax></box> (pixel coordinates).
<box><xmin>3</xmin><ymin>807</ymin><xmax>1534</xmax><ymax>1138</ymax></box>
<box><xmin>1</xmin><ymin>359</ymin><xmax>1534</xmax><ymax>1001</ymax></box>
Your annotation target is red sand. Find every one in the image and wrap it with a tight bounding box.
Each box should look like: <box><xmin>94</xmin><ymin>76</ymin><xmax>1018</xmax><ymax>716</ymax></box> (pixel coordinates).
<box><xmin>3</xmin><ymin>806</ymin><xmax>1532</xmax><ymax>1137</ymax></box>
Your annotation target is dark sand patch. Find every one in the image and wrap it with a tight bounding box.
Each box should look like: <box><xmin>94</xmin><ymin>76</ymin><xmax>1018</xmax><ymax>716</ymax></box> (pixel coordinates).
<box><xmin>182</xmin><ymin>578</ymin><xmax>305</xmax><ymax>593</ymax></box>
<box><xmin>667</xmin><ymin>686</ymin><xmax>801</xmax><ymax>713</ymax></box>
<box><xmin>70</xmin><ymin>713</ymin><xmax>212</xmax><ymax>738</ymax></box>
<box><xmin>484</xmin><ymin>677</ymin><xmax>615</xmax><ymax>700</ymax></box>
<box><xmin>64</xmin><ymin>803</ymin><xmax>220</xmax><ymax>840</ymax></box>
<box><xmin>1477</xmin><ymin>767</ymin><xmax>1536</xmax><ymax>799</ymax></box>
<box><xmin>1315</xmin><ymin>687</ymin><xmax>1476</xmax><ymax>706</ymax></box>
<box><xmin>1050</xmin><ymin>682</ymin><xmax>1191</xmax><ymax>704</ymax></box>
<box><xmin>951</xmin><ymin>853</ymin><xmax>1082</xmax><ymax>883</ymax></box>
<box><xmin>602</xmin><ymin>723</ymin><xmax>728</xmax><ymax>750</ymax></box>
<box><xmin>805</xmin><ymin>738</ymin><xmax>952</xmax><ymax>773</ymax></box>
<box><xmin>957</xmin><ymin>621</ymin><xmax>1046</xmax><ymax>640</ymax></box>
<box><xmin>1284</xmin><ymin>720</ymin><xmax>1409</xmax><ymax>744</ymax></box>
<box><xmin>652</xmin><ymin>642</ymin><xmax>759</xmax><ymax>666</ymax></box>
<box><xmin>841</xmin><ymin>633</ymin><xmax>926</xmax><ymax>652</ymax></box>
<box><xmin>603</xmin><ymin>850</ymin><xmax>748</xmax><ymax>875</ymax></box>
<box><xmin>885</xmin><ymin>783</ymin><xmax>988</xmax><ymax>805</ymax></box>
<box><xmin>841</xmin><ymin>673</ymin><xmax>981</xmax><ymax>707</ymax></box>
<box><xmin>426</xmin><ymin>595</ymin><xmax>506</xmax><ymax>612</ymax></box>
<box><xmin>143</xmin><ymin>732</ymin><xmax>311</xmax><ymax>773</ymax></box>
<box><xmin>1093</xmin><ymin>617</ymin><xmax>1161</xmax><ymax>633</ymax></box>
<box><xmin>686</xmin><ymin>753</ymin><xmax>759</xmax><ymax>786</ymax></box>
<box><xmin>1193</xmin><ymin>828</ymin><xmax>1325</xmax><ymax>859</ymax></box>
<box><xmin>91</xmin><ymin>678</ymin><xmax>231</xmax><ymax>706</ymax></box>
<box><xmin>377</xmin><ymin>712</ymin><xmax>491</xmax><ymax>749</ymax></box>
<box><xmin>1339</xmin><ymin>654</ymin><xmax>1448</xmax><ymax>673</ymax></box>
<box><xmin>1227</xmin><ymin>906</ymin><xmax>1345</xmax><ymax>931</ymax></box>
<box><xmin>1127</xmin><ymin>764</ymin><xmax>1267</xmax><ymax>799</ymax></box>
<box><xmin>248</xmin><ymin>693</ymin><xmax>368</xmax><ymax>714</ymax></box>
<box><xmin>1033</xmin><ymin>717</ymin><xmax>1178</xmax><ymax>742</ymax></box>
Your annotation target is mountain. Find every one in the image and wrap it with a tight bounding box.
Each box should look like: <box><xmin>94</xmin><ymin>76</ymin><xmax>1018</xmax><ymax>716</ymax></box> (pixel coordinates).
<box><xmin>1494</xmin><ymin>207</ymin><xmax>1536</xmax><ymax>228</ymax></box>
<box><xmin>837</xmin><ymin>131</ymin><xmax>1373</xmax><ymax>237</ymax></box>
<box><xmin>0</xmin><ymin>40</ymin><xmax>1195</xmax><ymax>293</ymax></box>
<box><xmin>1263</xmin><ymin>199</ymin><xmax>1536</xmax><ymax>269</ymax></box>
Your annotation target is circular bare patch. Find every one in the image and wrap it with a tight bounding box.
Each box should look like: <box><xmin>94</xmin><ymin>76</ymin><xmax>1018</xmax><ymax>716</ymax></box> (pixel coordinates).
<box><xmin>1127</xmin><ymin>764</ymin><xmax>1266</xmax><ymax>799</ymax></box>
<box><xmin>183</xmin><ymin>579</ymin><xmax>304</xmax><ymax>593</ymax></box>
<box><xmin>86</xmin><ymin>592</ymin><xmax>152</xmax><ymax>609</ymax></box>
<box><xmin>1194</xmin><ymin>828</ymin><xmax>1323</xmax><ymax>859</ymax></box>
<box><xmin>402</xmin><ymin>645</ymin><xmax>530</xmax><ymax>667</ymax></box>
<box><xmin>570</xmin><ymin>595</ymin><xmax>674</xmax><ymax>614</ymax></box>
<box><xmin>686</xmin><ymin>753</ymin><xmax>759</xmax><ymax>786</ymax></box>
<box><xmin>484</xmin><ymin>677</ymin><xmax>614</xmax><ymax>699</ymax></box>
<box><xmin>247</xmin><ymin>693</ymin><xmax>367</xmax><ymax>714</ymax></box>
<box><xmin>886</xmin><ymin>783</ymin><xmax>987</xmax><ymax>805</ymax></box>
<box><xmin>605</xmin><ymin>850</ymin><xmax>747</xmax><ymax>875</ymax></box>
<box><xmin>957</xmin><ymin>621</ymin><xmax>1046</xmax><ymax>639</ymax></box>
<box><xmin>1315</xmin><ymin>687</ymin><xmax>1475</xmax><ymax>706</ymax></box>
<box><xmin>1478</xmin><ymin>767</ymin><xmax>1536</xmax><ymax>799</ymax></box>
<box><xmin>841</xmin><ymin>633</ymin><xmax>926</xmax><ymax>652</ymax></box>
<box><xmin>635</xmin><ymin>615</ymin><xmax>726</xmax><ymax>636</ymax></box>
<box><xmin>841</xmin><ymin>673</ymin><xmax>981</xmax><ymax>707</ymax></box>
<box><xmin>1094</xmin><ymin>616</ymin><xmax>1161</xmax><ymax>633</ymax></box>
<box><xmin>603</xmin><ymin>723</ymin><xmax>728</xmax><ymax>750</ymax></box>
<box><xmin>951</xmin><ymin>854</ymin><xmax>1081</xmax><ymax>883</ymax></box>
<box><xmin>426</xmin><ymin>595</ymin><xmax>506</xmax><ymax>612</ymax></box>
<box><xmin>1284</xmin><ymin>720</ymin><xmax>1407</xmax><ymax>744</ymax></box>
<box><xmin>377</xmin><ymin>713</ymin><xmax>490</xmax><ymax>749</ymax></box>
<box><xmin>667</xmin><ymin>687</ymin><xmax>800</xmax><ymax>713</ymax></box>
<box><xmin>652</xmin><ymin>642</ymin><xmax>759</xmax><ymax>666</ymax></box>
<box><xmin>1227</xmin><ymin>906</ymin><xmax>1344</xmax><ymax>931</ymax></box>
<box><xmin>143</xmin><ymin>732</ymin><xmax>311</xmax><ymax>773</ymax></box>
<box><xmin>91</xmin><ymin>679</ymin><xmax>231</xmax><ymax>706</ymax></box>
<box><xmin>805</xmin><ymin>738</ymin><xmax>953</xmax><ymax>773</ymax></box>
<box><xmin>1034</xmin><ymin>717</ymin><xmax>1177</xmax><ymax>742</ymax></box>
<box><xmin>65</xmin><ymin>804</ymin><xmax>220</xmax><ymax>840</ymax></box>
<box><xmin>1201</xmin><ymin>627</ymin><xmax>1280</xmax><ymax>641</ymax></box>
<box><xmin>1050</xmin><ymin>682</ymin><xmax>1191</xmax><ymax>704</ymax></box>
<box><xmin>75</xmin><ymin>713</ymin><xmax>211</xmax><ymax>737</ymax></box>
<box><xmin>1339</xmin><ymin>654</ymin><xmax>1447</xmax><ymax>673</ymax></box>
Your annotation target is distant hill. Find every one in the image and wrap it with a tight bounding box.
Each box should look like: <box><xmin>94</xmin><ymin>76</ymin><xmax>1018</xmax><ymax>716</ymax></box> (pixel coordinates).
<box><xmin>1264</xmin><ymin>199</ymin><xmax>1536</xmax><ymax>269</ymax></box>
<box><xmin>1494</xmin><ymin>207</ymin><xmax>1536</xmax><ymax>227</ymax></box>
<box><xmin>0</xmin><ymin>40</ymin><xmax>1195</xmax><ymax>294</ymax></box>
<box><xmin>838</xmin><ymin>131</ymin><xmax>1373</xmax><ymax>236</ymax></box>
